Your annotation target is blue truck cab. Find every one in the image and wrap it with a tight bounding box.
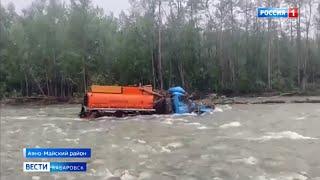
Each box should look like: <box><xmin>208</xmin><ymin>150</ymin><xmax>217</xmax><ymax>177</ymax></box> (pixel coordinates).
<box><xmin>168</xmin><ymin>87</ymin><xmax>213</xmax><ymax>114</ymax></box>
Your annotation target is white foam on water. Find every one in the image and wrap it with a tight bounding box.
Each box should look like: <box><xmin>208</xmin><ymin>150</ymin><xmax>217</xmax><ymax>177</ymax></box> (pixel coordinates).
<box><xmin>8</xmin><ymin>129</ymin><xmax>21</xmax><ymax>134</ymax></box>
<box><xmin>162</xmin><ymin>121</ymin><xmax>173</xmax><ymax>125</ymax></box>
<box><xmin>186</xmin><ymin>122</ymin><xmax>201</xmax><ymax>126</ymax></box>
<box><xmin>100</xmin><ymin>168</ymin><xmax>114</xmax><ymax>179</ymax></box>
<box><xmin>209</xmin><ymin>144</ymin><xmax>228</xmax><ymax>150</ymax></box>
<box><xmin>256</xmin><ymin>175</ymin><xmax>268</xmax><ymax>180</ymax></box>
<box><xmin>37</xmin><ymin>109</ymin><xmax>47</xmax><ymax>117</ymax></box>
<box><xmin>231</xmin><ymin>156</ymin><xmax>258</xmax><ymax>165</ymax></box>
<box><xmin>55</xmin><ymin>128</ymin><xmax>67</xmax><ymax>136</ymax></box>
<box><xmin>162</xmin><ymin>117</ymin><xmax>190</xmax><ymax>125</ymax></box>
<box><xmin>89</xmin><ymin>168</ymin><xmax>97</xmax><ymax>175</ymax></box>
<box><xmin>214</xmin><ymin>107</ymin><xmax>223</xmax><ymax>112</ymax></box>
<box><xmin>174</xmin><ymin>118</ymin><xmax>189</xmax><ymax>122</ymax></box>
<box><xmin>201</xmin><ymin>111</ymin><xmax>214</xmax><ymax>115</ymax></box>
<box><xmin>256</xmin><ymin>172</ymin><xmax>308</xmax><ymax>180</ymax></box>
<box><xmin>161</xmin><ymin>146</ymin><xmax>171</xmax><ymax>153</ymax></box>
<box><xmin>80</xmin><ymin>128</ymin><xmax>104</xmax><ymax>134</ymax></box>
<box><xmin>221</xmin><ymin>104</ymin><xmax>232</xmax><ymax>110</ymax></box>
<box><xmin>15</xmin><ymin>116</ymin><xmax>28</xmax><ymax>120</ymax></box>
<box><xmin>121</xmin><ymin>170</ymin><xmax>137</xmax><ymax>180</ymax></box>
<box><xmin>111</xmin><ymin>144</ymin><xmax>119</xmax><ymax>148</ymax></box>
<box><xmin>212</xmin><ymin>178</ymin><xmax>223</xmax><ymax>180</ymax></box>
<box><xmin>92</xmin><ymin>159</ymin><xmax>105</xmax><ymax>165</ymax></box>
<box><xmin>73</xmin><ymin>118</ymin><xmax>86</xmax><ymax>121</ymax></box>
<box><xmin>295</xmin><ymin>116</ymin><xmax>306</xmax><ymax>120</ymax></box>
<box><xmin>166</xmin><ymin>142</ymin><xmax>183</xmax><ymax>149</ymax></box>
<box><xmin>64</xmin><ymin>138</ymin><xmax>80</xmax><ymax>144</ymax></box>
<box><xmin>197</xmin><ymin>126</ymin><xmax>208</xmax><ymax>130</ymax></box>
<box><xmin>172</xmin><ymin>112</ymin><xmax>197</xmax><ymax>116</ymax></box>
<box><xmin>37</xmin><ymin>114</ymin><xmax>47</xmax><ymax>117</ymax></box>
<box><xmin>138</xmin><ymin>154</ymin><xmax>148</xmax><ymax>159</ymax></box>
<box><xmin>151</xmin><ymin>114</ymin><xmax>171</xmax><ymax>118</ymax></box>
<box><xmin>42</xmin><ymin>127</ymin><xmax>49</xmax><ymax>132</ymax></box>
<box><xmin>137</xmin><ymin>139</ymin><xmax>146</xmax><ymax>144</ymax></box>
<box><xmin>252</xmin><ymin>131</ymin><xmax>318</xmax><ymax>141</ymax></box>
<box><xmin>32</xmin><ymin>176</ymin><xmax>40</xmax><ymax>180</ymax></box>
<box><xmin>219</xmin><ymin>121</ymin><xmax>242</xmax><ymax>129</ymax></box>
<box><xmin>200</xmin><ymin>154</ymin><xmax>214</xmax><ymax>160</ymax></box>
<box><xmin>42</xmin><ymin>123</ymin><xmax>56</xmax><ymax>128</ymax></box>
<box><xmin>162</xmin><ymin>118</ymin><xmax>174</xmax><ymax>125</ymax></box>
<box><xmin>6</xmin><ymin>144</ymin><xmax>12</xmax><ymax>148</ymax></box>
<box><xmin>139</xmin><ymin>171</ymin><xmax>152</xmax><ymax>179</ymax></box>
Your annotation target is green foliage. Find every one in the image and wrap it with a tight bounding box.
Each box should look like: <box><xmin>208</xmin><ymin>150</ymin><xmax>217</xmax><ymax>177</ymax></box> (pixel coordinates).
<box><xmin>1</xmin><ymin>0</ymin><xmax>320</xmax><ymax>97</ymax></box>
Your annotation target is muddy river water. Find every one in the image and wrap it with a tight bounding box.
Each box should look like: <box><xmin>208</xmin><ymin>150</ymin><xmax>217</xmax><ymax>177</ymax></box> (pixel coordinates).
<box><xmin>1</xmin><ymin>103</ymin><xmax>320</xmax><ymax>180</ymax></box>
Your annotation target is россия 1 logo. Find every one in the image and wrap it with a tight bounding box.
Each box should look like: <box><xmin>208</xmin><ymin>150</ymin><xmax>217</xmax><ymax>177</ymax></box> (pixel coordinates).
<box><xmin>257</xmin><ymin>7</ymin><xmax>298</xmax><ymax>18</ymax></box>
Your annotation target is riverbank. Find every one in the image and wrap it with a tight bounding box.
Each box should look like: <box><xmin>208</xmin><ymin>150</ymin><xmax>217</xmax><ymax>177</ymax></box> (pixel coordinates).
<box><xmin>197</xmin><ymin>95</ymin><xmax>320</xmax><ymax>107</ymax></box>
<box><xmin>0</xmin><ymin>96</ymin><xmax>83</xmax><ymax>106</ymax></box>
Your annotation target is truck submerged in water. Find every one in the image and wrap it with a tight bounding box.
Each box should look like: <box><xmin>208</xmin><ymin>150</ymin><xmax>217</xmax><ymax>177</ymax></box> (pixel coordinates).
<box><xmin>80</xmin><ymin>85</ymin><xmax>213</xmax><ymax>118</ymax></box>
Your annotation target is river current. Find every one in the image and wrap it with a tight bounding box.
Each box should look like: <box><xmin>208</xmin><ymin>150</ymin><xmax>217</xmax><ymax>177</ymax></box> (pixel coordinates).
<box><xmin>1</xmin><ymin>103</ymin><xmax>320</xmax><ymax>180</ymax></box>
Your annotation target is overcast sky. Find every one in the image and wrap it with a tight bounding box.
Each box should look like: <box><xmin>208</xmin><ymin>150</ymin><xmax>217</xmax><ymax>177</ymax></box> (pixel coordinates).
<box><xmin>1</xmin><ymin>0</ymin><xmax>130</xmax><ymax>15</ymax></box>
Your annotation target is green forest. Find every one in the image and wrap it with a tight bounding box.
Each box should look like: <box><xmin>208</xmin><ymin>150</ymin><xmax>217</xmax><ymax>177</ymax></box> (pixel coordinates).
<box><xmin>1</xmin><ymin>0</ymin><xmax>320</xmax><ymax>98</ymax></box>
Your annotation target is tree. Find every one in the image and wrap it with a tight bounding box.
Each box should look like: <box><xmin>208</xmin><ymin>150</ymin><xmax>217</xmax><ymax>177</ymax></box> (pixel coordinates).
<box><xmin>1</xmin><ymin>0</ymin><xmax>320</xmax><ymax>99</ymax></box>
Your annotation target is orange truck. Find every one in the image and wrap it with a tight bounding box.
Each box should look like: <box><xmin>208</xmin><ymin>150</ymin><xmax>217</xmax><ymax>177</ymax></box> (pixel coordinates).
<box><xmin>80</xmin><ymin>85</ymin><xmax>213</xmax><ymax>118</ymax></box>
<box><xmin>79</xmin><ymin>85</ymin><xmax>166</xmax><ymax>117</ymax></box>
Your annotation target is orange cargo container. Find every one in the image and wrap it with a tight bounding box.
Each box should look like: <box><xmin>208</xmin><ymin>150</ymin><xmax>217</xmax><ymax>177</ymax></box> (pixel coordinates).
<box><xmin>81</xmin><ymin>85</ymin><xmax>157</xmax><ymax>117</ymax></box>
